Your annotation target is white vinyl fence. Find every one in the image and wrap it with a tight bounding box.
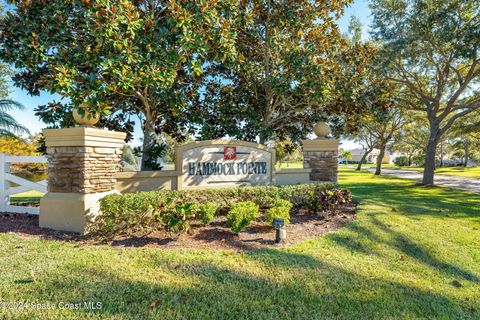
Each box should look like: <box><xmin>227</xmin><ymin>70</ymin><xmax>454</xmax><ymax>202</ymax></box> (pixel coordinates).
<box><xmin>0</xmin><ymin>153</ymin><xmax>47</xmax><ymax>215</ymax></box>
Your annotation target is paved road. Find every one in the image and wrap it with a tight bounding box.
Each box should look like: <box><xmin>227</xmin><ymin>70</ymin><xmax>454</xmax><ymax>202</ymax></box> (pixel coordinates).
<box><xmin>364</xmin><ymin>167</ymin><xmax>480</xmax><ymax>194</ymax></box>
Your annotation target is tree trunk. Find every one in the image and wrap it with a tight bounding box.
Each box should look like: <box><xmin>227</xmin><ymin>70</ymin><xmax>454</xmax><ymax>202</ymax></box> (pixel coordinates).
<box><xmin>439</xmin><ymin>143</ymin><xmax>444</xmax><ymax>167</ymax></box>
<box><xmin>259</xmin><ymin>132</ymin><xmax>267</xmax><ymax>145</ymax></box>
<box><xmin>260</xmin><ymin>9</ymin><xmax>272</xmax><ymax>147</ymax></box>
<box><xmin>408</xmin><ymin>153</ymin><xmax>412</xmax><ymax>166</ymax></box>
<box><xmin>141</xmin><ymin>120</ymin><xmax>157</xmax><ymax>171</ymax></box>
<box><xmin>356</xmin><ymin>149</ymin><xmax>372</xmax><ymax>171</ymax></box>
<box><xmin>374</xmin><ymin>143</ymin><xmax>386</xmax><ymax>175</ymax></box>
<box><xmin>422</xmin><ymin>128</ymin><xmax>440</xmax><ymax>185</ymax></box>
<box><xmin>464</xmin><ymin>142</ymin><xmax>469</xmax><ymax>167</ymax></box>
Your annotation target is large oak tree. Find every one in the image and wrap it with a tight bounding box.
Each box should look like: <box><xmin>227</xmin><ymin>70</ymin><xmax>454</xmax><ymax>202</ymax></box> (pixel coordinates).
<box><xmin>190</xmin><ymin>0</ymin><xmax>378</xmax><ymax>144</ymax></box>
<box><xmin>0</xmin><ymin>0</ymin><xmax>240</xmax><ymax>170</ymax></box>
<box><xmin>371</xmin><ymin>0</ymin><xmax>480</xmax><ymax>184</ymax></box>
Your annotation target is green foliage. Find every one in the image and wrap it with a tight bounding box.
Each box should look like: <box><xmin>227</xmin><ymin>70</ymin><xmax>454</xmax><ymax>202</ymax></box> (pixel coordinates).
<box><xmin>1</xmin><ymin>0</ymin><xmax>240</xmax><ymax>168</ymax></box>
<box><xmin>412</xmin><ymin>152</ymin><xmax>426</xmax><ymax>167</ymax></box>
<box><xmin>275</xmin><ymin>139</ymin><xmax>297</xmax><ymax>165</ymax></box>
<box><xmin>264</xmin><ymin>199</ymin><xmax>293</xmax><ymax>225</ymax></box>
<box><xmin>164</xmin><ymin>202</ymin><xmax>195</xmax><ymax>234</ymax></box>
<box><xmin>226</xmin><ymin>202</ymin><xmax>260</xmax><ymax>235</ymax></box>
<box><xmin>370</xmin><ymin>0</ymin><xmax>480</xmax><ymax>184</ymax></box>
<box><xmin>347</xmin><ymin>15</ymin><xmax>363</xmax><ymax>42</ymax></box>
<box><xmin>189</xmin><ymin>0</ymin><xmax>373</xmax><ymax>143</ymax></box>
<box><xmin>196</xmin><ymin>202</ymin><xmax>219</xmax><ymax>225</ymax></box>
<box><xmin>394</xmin><ymin>155</ymin><xmax>410</xmax><ymax>167</ymax></box>
<box><xmin>143</xmin><ymin>143</ymin><xmax>167</xmax><ymax>171</ymax></box>
<box><xmin>304</xmin><ymin>187</ymin><xmax>352</xmax><ymax>212</ymax></box>
<box><xmin>0</xmin><ymin>100</ymin><xmax>30</xmax><ymax>138</ymax></box>
<box><xmin>273</xmin><ymin>198</ymin><xmax>293</xmax><ymax>209</ymax></box>
<box><xmin>94</xmin><ymin>192</ymin><xmax>167</xmax><ymax>238</ymax></box>
<box><xmin>95</xmin><ymin>184</ymin><xmax>351</xmax><ymax>238</ymax></box>
<box><xmin>340</xmin><ymin>150</ymin><xmax>353</xmax><ymax>160</ymax></box>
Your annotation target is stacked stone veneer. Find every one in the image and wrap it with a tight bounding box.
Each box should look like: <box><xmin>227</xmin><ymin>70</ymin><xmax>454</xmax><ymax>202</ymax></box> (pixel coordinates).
<box><xmin>303</xmin><ymin>150</ymin><xmax>338</xmax><ymax>183</ymax></box>
<box><xmin>46</xmin><ymin>146</ymin><xmax>122</xmax><ymax>194</ymax></box>
<box><xmin>40</xmin><ymin>127</ymin><xmax>126</xmax><ymax>234</ymax></box>
<box><xmin>302</xmin><ymin>139</ymin><xmax>339</xmax><ymax>183</ymax></box>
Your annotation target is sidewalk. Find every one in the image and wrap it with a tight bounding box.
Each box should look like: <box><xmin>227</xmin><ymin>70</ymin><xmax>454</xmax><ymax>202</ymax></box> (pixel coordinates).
<box><xmin>364</xmin><ymin>167</ymin><xmax>480</xmax><ymax>194</ymax></box>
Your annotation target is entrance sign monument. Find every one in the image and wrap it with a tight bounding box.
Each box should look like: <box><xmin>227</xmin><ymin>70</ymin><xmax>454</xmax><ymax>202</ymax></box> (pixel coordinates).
<box><xmin>176</xmin><ymin>140</ymin><xmax>275</xmax><ymax>188</ymax></box>
<box><xmin>37</xmin><ymin>122</ymin><xmax>338</xmax><ymax>234</ymax></box>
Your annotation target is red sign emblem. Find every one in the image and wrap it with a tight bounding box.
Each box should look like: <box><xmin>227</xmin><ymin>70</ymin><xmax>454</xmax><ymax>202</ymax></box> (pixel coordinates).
<box><xmin>224</xmin><ymin>146</ymin><xmax>237</xmax><ymax>160</ymax></box>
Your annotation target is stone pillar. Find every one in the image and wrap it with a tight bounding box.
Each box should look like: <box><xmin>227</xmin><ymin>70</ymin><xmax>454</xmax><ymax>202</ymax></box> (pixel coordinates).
<box><xmin>302</xmin><ymin>122</ymin><xmax>339</xmax><ymax>183</ymax></box>
<box><xmin>40</xmin><ymin>127</ymin><xmax>126</xmax><ymax>234</ymax></box>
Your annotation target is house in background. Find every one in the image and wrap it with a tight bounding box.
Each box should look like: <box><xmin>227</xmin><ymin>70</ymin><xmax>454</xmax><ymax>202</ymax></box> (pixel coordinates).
<box><xmin>339</xmin><ymin>148</ymin><xmax>392</xmax><ymax>164</ymax></box>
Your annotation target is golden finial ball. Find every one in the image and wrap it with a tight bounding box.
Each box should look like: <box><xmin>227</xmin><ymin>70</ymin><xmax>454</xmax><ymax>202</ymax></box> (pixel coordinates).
<box><xmin>73</xmin><ymin>107</ymin><xmax>100</xmax><ymax>126</ymax></box>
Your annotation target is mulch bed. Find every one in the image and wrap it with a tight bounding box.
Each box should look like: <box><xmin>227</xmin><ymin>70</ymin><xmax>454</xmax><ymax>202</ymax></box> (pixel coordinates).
<box><xmin>0</xmin><ymin>204</ymin><xmax>356</xmax><ymax>251</ymax></box>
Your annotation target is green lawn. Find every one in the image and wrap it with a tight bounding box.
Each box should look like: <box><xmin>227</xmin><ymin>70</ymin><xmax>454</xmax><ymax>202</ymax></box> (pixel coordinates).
<box><xmin>10</xmin><ymin>190</ymin><xmax>44</xmax><ymax>204</ymax></box>
<box><xmin>276</xmin><ymin>161</ymin><xmax>304</xmax><ymax>168</ymax></box>
<box><xmin>1</xmin><ymin>169</ymin><xmax>479</xmax><ymax>319</ymax></box>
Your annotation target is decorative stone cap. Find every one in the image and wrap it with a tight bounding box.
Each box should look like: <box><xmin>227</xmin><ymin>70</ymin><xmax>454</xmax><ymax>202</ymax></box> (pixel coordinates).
<box><xmin>43</xmin><ymin>127</ymin><xmax>126</xmax><ymax>148</ymax></box>
<box><xmin>314</xmin><ymin>122</ymin><xmax>330</xmax><ymax>139</ymax></box>
<box><xmin>302</xmin><ymin>139</ymin><xmax>339</xmax><ymax>152</ymax></box>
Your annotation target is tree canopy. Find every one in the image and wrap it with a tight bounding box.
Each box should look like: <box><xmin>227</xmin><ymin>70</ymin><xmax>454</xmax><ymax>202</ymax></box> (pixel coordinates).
<box><xmin>371</xmin><ymin>0</ymin><xmax>480</xmax><ymax>184</ymax></box>
<box><xmin>0</xmin><ymin>0</ymin><xmax>240</xmax><ymax>169</ymax></box>
<box><xmin>184</xmin><ymin>0</ymin><xmax>377</xmax><ymax>143</ymax></box>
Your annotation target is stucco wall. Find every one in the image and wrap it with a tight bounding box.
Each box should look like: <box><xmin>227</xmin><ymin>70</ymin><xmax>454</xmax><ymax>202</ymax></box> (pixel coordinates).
<box><xmin>275</xmin><ymin>168</ymin><xmax>311</xmax><ymax>186</ymax></box>
<box><xmin>114</xmin><ymin>171</ymin><xmax>179</xmax><ymax>193</ymax></box>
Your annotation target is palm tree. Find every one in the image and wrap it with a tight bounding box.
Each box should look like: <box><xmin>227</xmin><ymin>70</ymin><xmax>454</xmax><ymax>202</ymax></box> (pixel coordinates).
<box><xmin>0</xmin><ymin>99</ymin><xmax>30</xmax><ymax>138</ymax></box>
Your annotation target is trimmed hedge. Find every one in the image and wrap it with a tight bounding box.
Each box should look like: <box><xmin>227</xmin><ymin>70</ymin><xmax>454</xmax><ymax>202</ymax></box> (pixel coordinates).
<box><xmin>264</xmin><ymin>199</ymin><xmax>293</xmax><ymax>225</ymax></box>
<box><xmin>227</xmin><ymin>201</ymin><xmax>260</xmax><ymax>234</ymax></box>
<box><xmin>196</xmin><ymin>202</ymin><xmax>219</xmax><ymax>225</ymax></box>
<box><xmin>91</xmin><ymin>183</ymin><xmax>352</xmax><ymax>238</ymax></box>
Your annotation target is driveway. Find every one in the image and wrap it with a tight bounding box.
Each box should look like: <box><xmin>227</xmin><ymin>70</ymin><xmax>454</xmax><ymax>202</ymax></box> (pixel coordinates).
<box><xmin>364</xmin><ymin>167</ymin><xmax>480</xmax><ymax>194</ymax></box>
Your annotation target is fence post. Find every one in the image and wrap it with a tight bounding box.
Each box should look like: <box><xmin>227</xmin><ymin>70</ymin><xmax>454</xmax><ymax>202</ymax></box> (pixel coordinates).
<box><xmin>0</xmin><ymin>153</ymin><xmax>10</xmax><ymax>212</ymax></box>
<box><xmin>0</xmin><ymin>153</ymin><xmax>5</xmax><ymax>212</ymax></box>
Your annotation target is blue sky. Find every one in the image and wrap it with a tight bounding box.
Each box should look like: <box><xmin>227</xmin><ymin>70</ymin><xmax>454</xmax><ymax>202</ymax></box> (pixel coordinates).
<box><xmin>8</xmin><ymin>0</ymin><xmax>371</xmax><ymax>149</ymax></box>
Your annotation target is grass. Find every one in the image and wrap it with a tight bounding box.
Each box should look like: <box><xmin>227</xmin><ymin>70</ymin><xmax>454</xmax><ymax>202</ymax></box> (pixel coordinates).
<box><xmin>0</xmin><ymin>169</ymin><xmax>479</xmax><ymax>319</ymax></box>
<box><xmin>10</xmin><ymin>190</ymin><xmax>44</xmax><ymax>204</ymax></box>
<box><xmin>276</xmin><ymin>161</ymin><xmax>304</xmax><ymax>168</ymax></box>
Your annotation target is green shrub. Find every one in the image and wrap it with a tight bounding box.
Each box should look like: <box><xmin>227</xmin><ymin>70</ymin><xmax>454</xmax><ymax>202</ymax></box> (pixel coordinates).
<box><xmin>394</xmin><ymin>155</ymin><xmax>410</xmax><ymax>167</ymax></box>
<box><xmin>227</xmin><ymin>201</ymin><xmax>260</xmax><ymax>235</ymax></box>
<box><xmin>298</xmin><ymin>185</ymin><xmax>353</xmax><ymax>212</ymax></box>
<box><xmin>264</xmin><ymin>199</ymin><xmax>293</xmax><ymax>225</ymax></box>
<box><xmin>197</xmin><ymin>202</ymin><xmax>219</xmax><ymax>225</ymax></box>
<box><xmin>93</xmin><ymin>192</ymin><xmax>170</xmax><ymax>237</ymax></box>
<box><xmin>95</xmin><ymin>183</ymin><xmax>351</xmax><ymax>238</ymax></box>
<box><xmin>164</xmin><ymin>202</ymin><xmax>195</xmax><ymax>234</ymax></box>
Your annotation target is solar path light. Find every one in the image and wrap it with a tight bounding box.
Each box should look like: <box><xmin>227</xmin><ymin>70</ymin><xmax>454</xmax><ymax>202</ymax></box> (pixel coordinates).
<box><xmin>272</xmin><ymin>218</ymin><xmax>286</xmax><ymax>243</ymax></box>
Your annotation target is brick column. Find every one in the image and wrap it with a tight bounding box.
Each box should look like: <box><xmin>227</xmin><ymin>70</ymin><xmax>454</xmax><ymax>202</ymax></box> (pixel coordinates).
<box><xmin>40</xmin><ymin>127</ymin><xmax>126</xmax><ymax>234</ymax></box>
<box><xmin>302</xmin><ymin>123</ymin><xmax>339</xmax><ymax>183</ymax></box>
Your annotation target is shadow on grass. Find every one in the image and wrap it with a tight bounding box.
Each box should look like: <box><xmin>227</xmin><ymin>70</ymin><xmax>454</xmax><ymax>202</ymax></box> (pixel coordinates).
<box><xmin>329</xmin><ymin>213</ymin><xmax>480</xmax><ymax>285</ymax></box>
<box><xmin>370</xmin><ymin>217</ymin><xmax>479</xmax><ymax>281</ymax></box>
<box><xmin>7</xmin><ymin>249</ymin><xmax>477</xmax><ymax>319</ymax></box>
<box><xmin>343</xmin><ymin>174</ymin><xmax>480</xmax><ymax>220</ymax></box>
